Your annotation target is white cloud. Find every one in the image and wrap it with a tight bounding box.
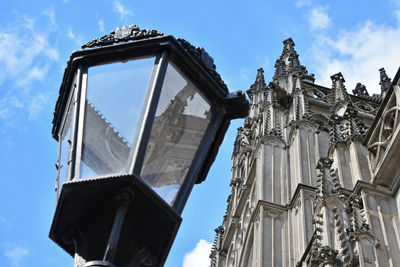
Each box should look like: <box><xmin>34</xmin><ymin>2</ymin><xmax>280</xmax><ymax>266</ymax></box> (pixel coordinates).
<box><xmin>4</xmin><ymin>245</ymin><xmax>29</xmax><ymax>267</ymax></box>
<box><xmin>67</xmin><ymin>27</ymin><xmax>83</xmax><ymax>46</ymax></box>
<box><xmin>296</xmin><ymin>0</ymin><xmax>311</xmax><ymax>7</ymax></box>
<box><xmin>309</xmin><ymin>7</ymin><xmax>330</xmax><ymax>31</ymax></box>
<box><xmin>395</xmin><ymin>9</ymin><xmax>400</xmax><ymax>20</ymax></box>
<box><xmin>309</xmin><ymin>14</ymin><xmax>400</xmax><ymax>94</ymax></box>
<box><xmin>183</xmin><ymin>239</ymin><xmax>212</xmax><ymax>267</ymax></box>
<box><xmin>0</xmin><ymin>12</ymin><xmax>58</xmax><ymax>122</ymax></box>
<box><xmin>114</xmin><ymin>0</ymin><xmax>133</xmax><ymax>21</ymax></box>
<box><xmin>28</xmin><ymin>93</ymin><xmax>48</xmax><ymax>120</ymax></box>
<box><xmin>0</xmin><ymin>30</ymin><xmax>57</xmax><ymax>83</ymax></box>
<box><xmin>98</xmin><ymin>19</ymin><xmax>105</xmax><ymax>32</ymax></box>
<box><xmin>43</xmin><ymin>7</ymin><xmax>55</xmax><ymax>25</ymax></box>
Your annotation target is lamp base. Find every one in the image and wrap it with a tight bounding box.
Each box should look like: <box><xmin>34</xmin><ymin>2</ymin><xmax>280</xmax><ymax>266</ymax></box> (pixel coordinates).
<box><xmin>50</xmin><ymin>174</ymin><xmax>181</xmax><ymax>267</ymax></box>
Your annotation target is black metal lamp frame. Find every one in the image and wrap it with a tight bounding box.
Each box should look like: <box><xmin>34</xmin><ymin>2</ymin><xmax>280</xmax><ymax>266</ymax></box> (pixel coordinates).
<box><xmin>50</xmin><ymin>31</ymin><xmax>248</xmax><ymax>267</ymax></box>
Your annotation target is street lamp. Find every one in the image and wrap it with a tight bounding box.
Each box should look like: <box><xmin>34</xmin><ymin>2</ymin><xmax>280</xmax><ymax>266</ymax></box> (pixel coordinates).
<box><xmin>50</xmin><ymin>25</ymin><xmax>248</xmax><ymax>267</ymax></box>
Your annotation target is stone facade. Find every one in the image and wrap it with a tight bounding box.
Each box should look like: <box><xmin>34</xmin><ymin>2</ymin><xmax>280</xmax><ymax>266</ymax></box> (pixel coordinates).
<box><xmin>210</xmin><ymin>38</ymin><xmax>400</xmax><ymax>266</ymax></box>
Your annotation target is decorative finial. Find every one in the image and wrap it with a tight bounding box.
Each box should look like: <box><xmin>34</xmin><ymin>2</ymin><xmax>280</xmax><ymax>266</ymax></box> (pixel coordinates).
<box><xmin>352</xmin><ymin>83</ymin><xmax>369</xmax><ymax>97</ymax></box>
<box><xmin>82</xmin><ymin>25</ymin><xmax>163</xmax><ymax>49</ymax></box>
<box><xmin>247</xmin><ymin>68</ymin><xmax>266</xmax><ymax>97</ymax></box>
<box><xmin>330</xmin><ymin>72</ymin><xmax>350</xmax><ymax>103</ymax></box>
<box><xmin>283</xmin><ymin>37</ymin><xmax>295</xmax><ymax>48</ymax></box>
<box><xmin>379</xmin><ymin>68</ymin><xmax>392</xmax><ymax>95</ymax></box>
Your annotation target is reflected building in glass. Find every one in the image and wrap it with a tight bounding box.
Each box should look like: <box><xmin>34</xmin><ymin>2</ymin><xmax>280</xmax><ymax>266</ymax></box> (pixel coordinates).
<box><xmin>80</xmin><ymin>61</ymin><xmax>213</xmax><ymax>205</ymax></box>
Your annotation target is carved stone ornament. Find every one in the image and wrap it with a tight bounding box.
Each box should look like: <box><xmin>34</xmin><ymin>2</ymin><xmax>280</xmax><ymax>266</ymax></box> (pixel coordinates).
<box><xmin>231</xmin><ymin>216</ymin><xmax>240</xmax><ymax>225</ymax></box>
<box><xmin>312</xmin><ymin>246</ymin><xmax>339</xmax><ymax>264</ymax></box>
<box><xmin>264</xmin><ymin>209</ymin><xmax>281</xmax><ymax>218</ymax></box>
<box><xmin>353</xmin><ymin>83</ymin><xmax>369</xmax><ymax>97</ymax></box>
<box><xmin>82</xmin><ymin>25</ymin><xmax>163</xmax><ymax>48</ymax></box>
<box><xmin>316</xmin><ymin>157</ymin><xmax>333</xmax><ymax>170</ymax></box>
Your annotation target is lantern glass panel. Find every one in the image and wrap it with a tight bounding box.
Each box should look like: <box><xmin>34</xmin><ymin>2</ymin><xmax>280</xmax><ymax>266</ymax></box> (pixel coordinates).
<box><xmin>80</xmin><ymin>57</ymin><xmax>156</xmax><ymax>178</ymax></box>
<box><xmin>140</xmin><ymin>62</ymin><xmax>212</xmax><ymax>205</ymax></box>
<box><xmin>58</xmin><ymin>90</ymin><xmax>74</xmax><ymax>192</ymax></box>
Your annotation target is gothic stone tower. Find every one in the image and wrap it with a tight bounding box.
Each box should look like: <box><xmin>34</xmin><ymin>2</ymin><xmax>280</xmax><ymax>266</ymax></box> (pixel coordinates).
<box><xmin>210</xmin><ymin>38</ymin><xmax>400</xmax><ymax>266</ymax></box>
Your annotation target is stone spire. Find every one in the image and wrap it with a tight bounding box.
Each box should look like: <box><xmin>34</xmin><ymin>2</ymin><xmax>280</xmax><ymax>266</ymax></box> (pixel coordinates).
<box><xmin>379</xmin><ymin>68</ymin><xmax>392</xmax><ymax>96</ymax></box>
<box><xmin>330</xmin><ymin>72</ymin><xmax>351</xmax><ymax>104</ymax></box>
<box><xmin>328</xmin><ymin>73</ymin><xmax>366</xmax><ymax>148</ymax></box>
<box><xmin>272</xmin><ymin>38</ymin><xmax>315</xmax><ymax>83</ymax></box>
<box><xmin>246</xmin><ymin>68</ymin><xmax>266</xmax><ymax>99</ymax></box>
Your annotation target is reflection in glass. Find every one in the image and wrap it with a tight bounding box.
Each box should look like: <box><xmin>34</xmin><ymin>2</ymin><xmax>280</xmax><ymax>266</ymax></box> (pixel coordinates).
<box><xmin>80</xmin><ymin>57</ymin><xmax>155</xmax><ymax>178</ymax></box>
<box><xmin>141</xmin><ymin>63</ymin><xmax>212</xmax><ymax>205</ymax></box>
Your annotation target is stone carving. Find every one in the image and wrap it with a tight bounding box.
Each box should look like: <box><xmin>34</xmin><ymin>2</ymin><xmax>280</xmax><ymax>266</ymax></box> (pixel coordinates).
<box><xmin>328</xmin><ymin>103</ymin><xmax>366</xmax><ymax>148</ymax></box>
<box><xmin>273</xmin><ymin>38</ymin><xmax>315</xmax><ymax>83</ymax></box>
<box><xmin>353</xmin><ymin>101</ymin><xmax>375</xmax><ymax>114</ymax></box>
<box><xmin>353</xmin><ymin>83</ymin><xmax>369</xmax><ymax>97</ymax></box>
<box><xmin>367</xmin><ymin>84</ymin><xmax>400</xmax><ymax>171</ymax></box>
<box><xmin>82</xmin><ymin>25</ymin><xmax>163</xmax><ymax>48</ymax></box>
<box><xmin>308</xmin><ymin>88</ymin><xmax>329</xmax><ymax>103</ymax></box>
<box><xmin>330</xmin><ymin>72</ymin><xmax>351</xmax><ymax>104</ymax></box>
<box><xmin>247</xmin><ymin>68</ymin><xmax>267</xmax><ymax>98</ymax></box>
<box><xmin>231</xmin><ymin>216</ymin><xmax>240</xmax><ymax>225</ymax></box>
<box><xmin>269</xmin><ymin>82</ymin><xmax>292</xmax><ymax>109</ymax></box>
<box><xmin>264</xmin><ymin>208</ymin><xmax>282</xmax><ymax>219</ymax></box>
<box><xmin>210</xmin><ymin>226</ymin><xmax>226</xmax><ymax>267</ymax></box>
<box><xmin>310</xmin><ymin>245</ymin><xmax>339</xmax><ymax>265</ymax></box>
<box><xmin>379</xmin><ymin>67</ymin><xmax>392</xmax><ymax>94</ymax></box>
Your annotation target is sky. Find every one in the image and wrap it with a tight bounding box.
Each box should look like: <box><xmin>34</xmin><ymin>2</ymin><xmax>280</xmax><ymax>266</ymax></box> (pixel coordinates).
<box><xmin>0</xmin><ymin>0</ymin><xmax>400</xmax><ymax>267</ymax></box>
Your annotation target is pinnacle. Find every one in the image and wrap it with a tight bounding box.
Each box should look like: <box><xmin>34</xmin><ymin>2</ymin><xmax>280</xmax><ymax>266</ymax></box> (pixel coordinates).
<box><xmin>283</xmin><ymin>37</ymin><xmax>295</xmax><ymax>50</ymax></box>
<box><xmin>256</xmin><ymin>68</ymin><xmax>265</xmax><ymax>83</ymax></box>
<box><xmin>379</xmin><ymin>67</ymin><xmax>392</xmax><ymax>94</ymax></box>
<box><xmin>273</xmin><ymin>37</ymin><xmax>313</xmax><ymax>82</ymax></box>
<box><xmin>330</xmin><ymin>72</ymin><xmax>350</xmax><ymax>103</ymax></box>
<box><xmin>330</xmin><ymin>72</ymin><xmax>345</xmax><ymax>83</ymax></box>
<box><xmin>246</xmin><ymin>68</ymin><xmax>266</xmax><ymax>97</ymax></box>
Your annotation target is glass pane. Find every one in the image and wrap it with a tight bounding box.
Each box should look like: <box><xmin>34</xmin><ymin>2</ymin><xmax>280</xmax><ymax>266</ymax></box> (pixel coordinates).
<box><xmin>140</xmin><ymin>63</ymin><xmax>212</xmax><ymax>205</ymax></box>
<box><xmin>81</xmin><ymin>57</ymin><xmax>155</xmax><ymax>178</ymax></box>
<box><xmin>58</xmin><ymin>92</ymin><xmax>74</xmax><ymax>194</ymax></box>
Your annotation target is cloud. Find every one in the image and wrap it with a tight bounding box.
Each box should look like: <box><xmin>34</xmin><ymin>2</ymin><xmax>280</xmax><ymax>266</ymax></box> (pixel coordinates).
<box><xmin>0</xmin><ymin>24</ymin><xmax>57</xmax><ymax>84</ymax></box>
<box><xmin>309</xmin><ymin>13</ymin><xmax>400</xmax><ymax>94</ymax></box>
<box><xmin>309</xmin><ymin>7</ymin><xmax>330</xmax><ymax>31</ymax></box>
<box><xmin>98</xmin><ymin>19</ymin><xmax>105</xmax><ymax>32</ymax></box>
<box><xmin>4</xmin><ymin>245</ymin><xmax>29</xmax><ymax>267</ymax></box>
<box><xmin>28</xmin><ymin>93</ymin><xmax>48</xmax><ymax>120</ymax></box>
<box><xmin>67</xmin><ymin>27</ymin><xmax>83</xmax><ymax>46</ymax></box>
<box><xmin>183</xmin><ymin>239</ymin><xmax>212</xmax><ymax>267</ymax></box>
<box><xmin>113</xmin><ymin>0</ymin><xmax>133</xmax><ymax>20</ymax></box>
<box><xmin>0</xmin><ymin>12</ymin><xmax>58</xmax><ymax>123</ymax></box>
<box><xmin>296</xmin><ymin>0</ymin><xmax>311</xmax><ymax>7</ymax></box>
<box><xmin>43</xmin><ymin>7</ymin><xmax>55</xmax><ymax>25</ymax></box>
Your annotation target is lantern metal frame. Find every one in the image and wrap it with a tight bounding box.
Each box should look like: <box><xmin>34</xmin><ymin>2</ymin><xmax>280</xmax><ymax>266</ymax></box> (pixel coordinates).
<box><xmin>50</xmin><ymin>26</ymin><xmax>248</xmax><ymax>267</ymax></box>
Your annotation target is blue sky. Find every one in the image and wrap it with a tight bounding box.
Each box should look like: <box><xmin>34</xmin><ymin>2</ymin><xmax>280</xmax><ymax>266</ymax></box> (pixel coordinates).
<box><xmin>1</xmin><ymin>1</ymin><xmax>400</xmax><ymax>266</ymax></box>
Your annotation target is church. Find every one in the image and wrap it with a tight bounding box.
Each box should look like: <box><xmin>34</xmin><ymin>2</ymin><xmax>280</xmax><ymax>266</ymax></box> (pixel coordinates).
<box><xmin>210</xmin><ymin>38</ymin><xmax>400</xmax><ymax>266</ymax></box>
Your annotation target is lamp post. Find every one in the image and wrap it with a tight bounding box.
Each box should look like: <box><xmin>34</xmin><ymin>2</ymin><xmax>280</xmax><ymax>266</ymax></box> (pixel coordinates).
<box><xmin>50</xmin><ymin>25</ymin><xmax>248</xmax><ymax>267</ymax></box>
